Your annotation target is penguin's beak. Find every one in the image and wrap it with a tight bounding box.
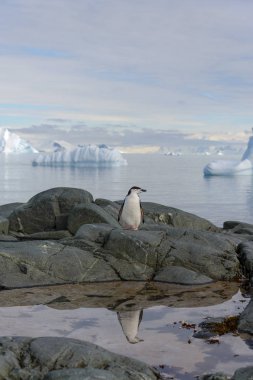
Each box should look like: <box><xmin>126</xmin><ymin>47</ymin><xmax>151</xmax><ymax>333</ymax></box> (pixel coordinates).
<box><xmin>141</xmin><ymin>189</ymin><xmax>147</xmax><ymax>192</ymax></box>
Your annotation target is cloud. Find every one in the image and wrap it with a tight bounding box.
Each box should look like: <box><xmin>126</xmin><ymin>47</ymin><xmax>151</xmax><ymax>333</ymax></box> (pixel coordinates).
<box><xmin>1</xmin><ymin>0</ymin><xmax>253</xmax><ymax>137</ymax></box>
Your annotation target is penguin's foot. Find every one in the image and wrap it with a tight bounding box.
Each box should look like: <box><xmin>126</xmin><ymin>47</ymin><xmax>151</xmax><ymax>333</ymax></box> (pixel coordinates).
<box><xmin>127</xmin><ymin>336</ymin><xmax>144</xmax><ymax>344</ymax></box>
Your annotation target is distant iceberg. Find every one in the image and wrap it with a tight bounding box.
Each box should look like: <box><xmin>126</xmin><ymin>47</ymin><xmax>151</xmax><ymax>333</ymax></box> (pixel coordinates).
<box><xmin>204</xmin><ymin>135</ymin><xmax>253</xmax><ymax>176</ymax></box>
<box><xmin>0</xmin><ymin>128</ymin><xmax>38</xmax><ymax>154</ymax></box>
<box><xmin>32</xmin><ymin>144</ymin><xmax>127</xmax><ymax>167</ymax></box>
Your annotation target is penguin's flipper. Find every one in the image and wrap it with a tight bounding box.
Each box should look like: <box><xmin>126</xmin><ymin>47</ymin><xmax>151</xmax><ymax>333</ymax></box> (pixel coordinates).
<box><xmin>118</xmin><ymin>200</ymin><xmax>125</xmax><ymax>222</ymax></box>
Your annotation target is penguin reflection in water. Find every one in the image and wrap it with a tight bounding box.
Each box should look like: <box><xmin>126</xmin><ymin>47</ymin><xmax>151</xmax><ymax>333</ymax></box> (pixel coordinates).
<box><xmin>118</xmin><ymin>186</ymin><xmax>147</xmax><ymax>230</ymax></box>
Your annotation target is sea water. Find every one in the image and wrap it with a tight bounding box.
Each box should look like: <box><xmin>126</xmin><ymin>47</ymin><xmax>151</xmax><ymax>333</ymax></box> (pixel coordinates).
<box><xmin>1</xmin><ymin>153</ymin><xmax>253</xmax><ymax>226</ymax></box>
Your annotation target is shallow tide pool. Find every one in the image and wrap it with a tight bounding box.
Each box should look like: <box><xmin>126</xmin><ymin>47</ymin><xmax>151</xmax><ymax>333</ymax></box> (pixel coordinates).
<box><xmin>0</xmin><ymin>281</ymin><xmax>252</xmax><ymax>379</ymax></box>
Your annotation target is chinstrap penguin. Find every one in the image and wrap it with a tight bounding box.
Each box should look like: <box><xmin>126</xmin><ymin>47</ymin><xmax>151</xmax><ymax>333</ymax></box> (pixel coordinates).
<box><xmin>118</xmin><ymin>186</ymin><xmax>146</xmax><ymax>230</ymax></box>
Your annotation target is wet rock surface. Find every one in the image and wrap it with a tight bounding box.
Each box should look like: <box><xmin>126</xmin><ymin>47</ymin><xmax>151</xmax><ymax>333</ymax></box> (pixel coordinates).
<box><xmin>0</xmin><ymin>336</ymin><xmax>161</xmax><ymax>380</ymax></box>
<box><xmin>0</xmin><ymin>281</ymin><xmax>239</xmax><ymax>309</ymax></box>
<box><xmin>200</xmin><ymin>366</ymin><xmax>253</xmax><ymax>380</ymax></box>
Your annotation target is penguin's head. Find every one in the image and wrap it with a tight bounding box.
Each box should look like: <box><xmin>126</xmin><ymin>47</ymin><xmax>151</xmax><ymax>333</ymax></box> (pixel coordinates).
<box><xmin>127</xmin><ymin>186</ymin><xmax>147</xmax><ymax>196</ymax></box>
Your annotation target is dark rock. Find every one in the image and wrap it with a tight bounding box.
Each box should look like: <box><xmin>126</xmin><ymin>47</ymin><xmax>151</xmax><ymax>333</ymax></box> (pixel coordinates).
<box><xmin>193</xmin><ymin>330</ymin><xmax>217</xmax><ymax>339</ymax></box>
<box><xmin>95</xmin><ymin>198</ymin><xmax>120</xmax><ymax>220</ymax></box>
<box><xmin>200</xmin><ymin>367</ymin><xmax>253</xmax><ymax>380</ymax></box>
<box><xmin>68</xmin><ymin>203</ymin><xmax>120</xmax><ymax>234</ymax></box>
<box><xmin>200</xmin><ymin>373</ymin><xmax>229</xmax><ymax>380</ymax></box>
<box><xmin>0</xmin><ymin>234</ymin><xmax>18</xmax><ymax>242</ymax></box>
<box><xmin>223</xmin><ymin>221</ymin><xmax>243</xmax><ymax>230</ymax></box>
<box><xmin>8</xmin><ymin>187</ymin><xmax>93</xmax><ymax>234</ymax></box>
<box><xmin>0</xmin><ymin>216</ymin><xmax>9</xmax><ymax>234</ymax></box>
<box><xmin>0</xmin><ymin>336</ymin><xmax>161</xmax><ymax>380</ymax></box>
<box><xmin>224</xmin><ymin>221</ymin><xmax>253</xmax><ymax>235</ymax></box>
<box><xmin>0</xmin><ymin>240</ymin><xmax>119</xmax><ymax>288</ymax></box>
<box><xmin>103</xmin><ymin>227</ymin><xmax>240</xmax><ymax>282</ymax></box>
<box><xmin>154</xmin><ymin>266</ymin><xmax>213</xmax><ymax>285</ymax></box>
<box><xmin>45</xmin><ymin>368</ymin><xmax>118</xmax><ymax>380</ymax></box>
<box><xmin>18</xmin><ymin>230</ymin><xmax>72</xmax><ymax>240</ymax></box>
<box><xmin>237</xmin><ymin>241</ymin><xmax>253</xmax><ymax>283</ymax></box>
<box><xmin>141</xmin><ymin>202</ymin><xmax>219</xmax><ymax>231</ymax></box>
<box><xmin>55</xmin><ymin>213</ymin><xmax>69</xmax><ymax>230</ymax></box>
<box><xmin>238</xmin><ymin>299</ymin><xmax>253</xmax><ymax>334</ymax></box>
<box><xmin>75</xmin><ymin>223</ymin><xmax>115</xmax><ymax>244</ymax></box>
<box><xmin>0</xmin><ymin>202</ymin><xmax>23</xmax><ymax>218</ymax></box>
<box><xmin>231</xmin><ymin>366</ymin><xmax>253</xmax><ymax>380</ymax></box>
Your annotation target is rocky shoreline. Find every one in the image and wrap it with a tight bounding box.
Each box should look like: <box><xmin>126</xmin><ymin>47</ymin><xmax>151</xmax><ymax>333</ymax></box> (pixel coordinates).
<box><xmin>0</xmin><ymin>186</ymin><xmax>253</xmax><ymax>379</ymax></box>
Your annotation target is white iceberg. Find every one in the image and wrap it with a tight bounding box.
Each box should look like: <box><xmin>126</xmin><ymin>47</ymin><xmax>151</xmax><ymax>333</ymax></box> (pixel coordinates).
<box><xmin>32</xmin><ymin>144</ymin><xmax>127</xmax><ymax>167</ymax></box>
<box><xmin>0</xmin><ymin>128</ymin><xmax>38</xmax><ymax>154</ymax></box>
<box><xmin>204</xmin><ymin>135</ymin><xmax>253</xmax><ymax>176</ymax></box>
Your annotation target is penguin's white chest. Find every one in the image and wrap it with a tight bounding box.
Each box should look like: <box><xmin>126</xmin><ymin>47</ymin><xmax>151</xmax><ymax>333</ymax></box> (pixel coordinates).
<box><xmin>120</xmin><ymin>194</ymin><xmax>141</xmax><ymax>230</ymax></box>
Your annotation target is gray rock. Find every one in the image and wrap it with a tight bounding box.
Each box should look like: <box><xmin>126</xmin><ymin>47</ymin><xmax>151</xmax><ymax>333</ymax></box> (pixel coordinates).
<box><xmin>0</xmin><ymin>216</ymin><xmax>9</xmax><ymax>234</ymax></box>
<box><xmin>8</xmin><ymin>187</ymin><xmax>93</xmax><ymax>234</ymax></box>
<box><xmin>154</xmin><ymin>266</ymin><xmax>213</xmax><ymax>285</ymax></box>
<box><xmin>95</xmin><ymin>198</ymin><xmax>120</xmax><ymax>220</ymax></box>
<box><xmin>45</xmin><ymin>368</ymin><xmax>118</xmax><ymax>380</ymax></box>
<box><xmin>75</xmin><ymin>223</ymin><xmax>115</xmax><ymax>244</ymax></box>
<box><xmin>18</xmin><ymin>230</ymin><xmax>72</xmax><ymax>240</ymax></box>
<box><xmin>0</xmin><ymin>234</ymin><xmax>18</xmax><ymax>242</ymax></box>
<box><xmin>231</xmin><ymin>366</ymin><xmax>253</xmax><ymax>380</ymax></box>
<box><xmin>103</xmin><ymin>227</ymin><xmax>240</xmax><ymax>282</ymax></box>
<box><xmin>199</xmin><ymin>372</ymin><xmax>230</xmax><ymax>380</ymax></box>
<box><xmin>200</xmin><ymin>373</ymin><xmax>229</xmax><ymax>380</ymax></box>
<box><xmin>141</xmin><ymin>202</ymin><xmax>219</xmax><ymax>231</ymax></box>
<box><xmin>238</xmin><ymin>299</ymin><xmax>253</xmax><ymax>334</ymax></box>
<box><xmin>224</xmin><ymin>221</ymin><xmax>253</xmax><ymax>235</ymax></box>
<box><xmin>68</xmin><ymin>203</ymin><xmax>120</xmax><ymax>234</ymax></box>
<box><xmin>237</xmin><ymin>241</ymin><xmax>253</xmax><ymax>282</ymax></box>
<box><xmin>200</xmin><ymin>367</ymin><xmax>253</xmax><ymax>380</ymax></box>
<box><xmin>0</xmin><ymin>337</ymin><xmax>161</xmax><ymax>380</ymax></box>
<box><xmin>0</xmin><ymin>240</ymin><xmax>119</xmax><ymax>288</ymax></box>
<box><xmin>0</xmin><ymin>202</ymin><xmax>23</xmax><ymax>218</ymax></box>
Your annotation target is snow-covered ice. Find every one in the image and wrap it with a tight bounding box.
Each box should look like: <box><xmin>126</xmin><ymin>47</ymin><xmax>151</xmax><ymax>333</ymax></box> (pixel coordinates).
<box><xmin>32</xmin><ymin>144</ymin><xmax>127</xmax><ymax>167</ymax></box>
<box><xmin>0</xmin><ymin>128</ymin><xmax>38</xmax><ymax>154</ymax></box>
<box><xmin>204</xmin><ymin>135</ymin><xmax>253</xmax><ymax>176</ymax></box>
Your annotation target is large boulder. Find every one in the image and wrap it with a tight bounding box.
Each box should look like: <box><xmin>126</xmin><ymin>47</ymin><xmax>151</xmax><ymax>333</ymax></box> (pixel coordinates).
<box><xmin>0</xmin><ymin>202</ymin><xmax>23</xmax><ymax>218</ymax></box>
<box><xmin>102</xmin><ymin>226</ymin><xmax>240</xmax><ymax>282</ymax></box>
<box><xmin>0</xmin><ymin>239</ymin><xmax>119</xmax><ymax>288</ymax></box>
<box><xmin>238</xmin><ymin>299</ymin><xmax>253</xmax><ymax>334</ymax></box>
<box><xmin>140</xmin><ymin>202</ymin><xmax>218</xmax><ymax>231</ymax></box>
<box><xmin>0</xmin><ymin>336</ymin><xmax>161</xmax><ymax>380</ymax></box>
<box><xmin>231</xmin><ymin>366</ymin><xmax>253</xmax><ymax>380</ymax></box>
<box><xmin>8</xmin><ymin>187</ymin><xmax>93</xmax><ymax>234</ymax></box>
<box><xmin>237</xmin><ymin>241</ymin><xmax>253</xmax><ymax>285</ymax></box>
<box><xmin>224</xmin><ymin>220</ymin><xmax>253</xmax><ymax>235</ymax></box>
<box><xmin>0</xmin><ymin>216</ymin><xmax>9</xmax><ymax>234</ymax></box>
<box><xmin>68</xmin><ymin>203</ymin><xmax>120</xmax><ymax>234</ymax></box>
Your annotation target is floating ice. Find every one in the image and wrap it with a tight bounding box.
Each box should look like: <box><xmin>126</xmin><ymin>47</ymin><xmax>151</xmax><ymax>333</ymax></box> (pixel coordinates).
<box><xmin>32</xmin><ymin>144</ymin><xmax>127</xmax><ymax>167</ymax></box>
<box><xmin>204</xmin><ymin>136</ymin><xmax>253</xmax><ymax>176</ymax></box>
<box><xmin>0</xmin><ymin>128</ymin><xmax>38</xmax><ymax>154</ymax></box>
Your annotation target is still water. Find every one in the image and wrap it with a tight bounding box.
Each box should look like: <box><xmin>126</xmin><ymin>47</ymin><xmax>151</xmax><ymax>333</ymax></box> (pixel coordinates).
<box><xmin>1</xmin><ymin>153</ymin><xmax>253</xmax><ymax>226</ymax></box>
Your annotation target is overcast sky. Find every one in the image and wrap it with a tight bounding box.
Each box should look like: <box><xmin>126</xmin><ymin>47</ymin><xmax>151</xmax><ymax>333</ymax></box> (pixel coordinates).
<box><xmin>1</xmin><ymin>0</ymin><xmax>253</xmax><ymax>146</ymax></box>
